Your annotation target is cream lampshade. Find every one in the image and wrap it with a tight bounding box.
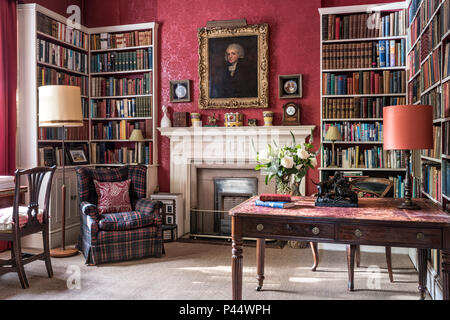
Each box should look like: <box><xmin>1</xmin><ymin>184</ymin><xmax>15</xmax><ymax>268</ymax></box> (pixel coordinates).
<box><xmin>38</xmin><ymin>85</ymin><xmax>83</xmax><ymax>258</ymax></box>
<box><xmin>325</xmin><ymin>125</ymin><xmax>342</xmax><ymax>168</ymax></box>
<box><xmin>129</xmin><ymin>129</ymin><xmax>145</xmax><ymax>164</ymax></box>
<box><xmin>38</xmin><ymin>85</ymin><xmax>83</xmax><ymax>127</ymax></box>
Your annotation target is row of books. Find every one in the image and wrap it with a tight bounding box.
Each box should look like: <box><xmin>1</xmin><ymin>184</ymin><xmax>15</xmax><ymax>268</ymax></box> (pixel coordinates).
<box><xmin>409</xmin><ymin>0</ymin><xmax>441</xmax><ymax>47</ymax></box>
<box><xmin>322</xmin><ymin>11</ymin><xmax>406</xmax><ymax>41</ymax></box>
<box><xmin>443</xmin><ymin>0</ymin><xmax>450</xmax><ymax>37</ymax></box>
<box><xmin>323</xmin><ymin>122</ymin><xmax>383</xmax><ymax>142</ymax></box>
<box><xmin>322</xmin><ymin>96</ymin><xmax>406</xmax><ymax>119</ymax></box>
<box><xmin>421</xmin><ymin>125</ymin><xmax>442</xmax><ymax>159</ymax></box>
<box><xmin>444</xmin><ymin>42</ymin><xmax>450</xmax><ymax>79</ymax></box>
<box><xmin>36</xmin><ymin>12</ymin><xmax>89</xmax><ymax>50</ymax></box>
<box><xmin>91</xmin><ymin>119</ymin><xmax>151</xmax><ymax>141</ymax></box>
<box><xmin>37</xmin><ymin>39</ymin><xmax>88</xmax><ymax>74</ymax></box>
<box><xmin>38</xmin><ymin>123</ymin><xmax>89</xmax><ymax>141</ymax></box>
<box><xmin>90</xmin><ymin>30</ymin><xmax>153</xmax><ymax>50</ymax></box>
<box><xmin>37</xmin><ymin>66</ymin><xmax>89</xmax><ymax>96</ymax></box>
<box><xmin>444</xmin><ymin>81</ymin><xmax>450</xmax><ymax>117</ymax></box>
<box><xmin>90</xmin><ymin>73</ymin><xmax>152</xmax><ymax>97</ymax></box>
<box><xmin>407</xmin><ymin>44</ymin><xmax>420</xmax><ymax>79</ymax></box>
<box><xmin>443</xmin><ymin>122</ymin><xmax>449</xmax><ymax>155</ymax></box>
<box><xmin>90</xmin><ymin>48</ymin><xmax>153</xmax><ymax>73</ymax></box>
<box><xmin>322</xmin><ymin>70</ymin><xmax>406</xmax><ymax>95</ymax></box>
<box><xmin>420</xmin><ymin>16</ymin><xmax>441</xmax><ymax>59</ymax></box>
<box><xmin>421</xmin><ymin>49</ymin><xmax>441</xmax><ymax>92</ymax></box>
<box><xmin>322</xmin><ymin>40</ymin><xmax>405</xmax><ymax>70</ymax></box>
<box><xmin>408</xmin><ymin>77</ymin><xmax>421</xmax><ymax>103</ymax></box>
<box><xmin>90</xmin><ymin>97</ymin><xmax>152</xmax><ymax>118</ymax></box>
<box><xmin>90</xmin><ymin>142</ymin><xmax>151</xmax><ymax>165</ymax></box>
<box><xmin>38</xmin><ymin>144</ymin><xmax>88</xmax><ymax>167</ymax></box>
<box><xmin>421</xmin><ymin>86</ymin><xmax>442</xmax><ymax>119</ymax></box>
<box><xmin>321</xmin><ymin>145</ymin><xmax>405</xmax><ymax>169</ymax></box>
<box><xmin>422</xmin><ymin>164</ymin><xmax>442</xmax><ymax>203</ymax></box>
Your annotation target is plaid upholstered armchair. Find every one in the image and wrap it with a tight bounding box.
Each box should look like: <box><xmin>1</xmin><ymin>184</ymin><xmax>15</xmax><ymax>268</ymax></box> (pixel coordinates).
<box><xmin>75</xmin><ymin>165</ymin><xmax>164</xmax><ymax>265</ymax></box>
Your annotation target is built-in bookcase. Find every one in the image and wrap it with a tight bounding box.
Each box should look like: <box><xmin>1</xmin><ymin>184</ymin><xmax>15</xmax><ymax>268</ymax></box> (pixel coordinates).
<box><xmin>319</xmin><ymin>2</ymin><xmax>411</xmax><ymax>198</ymax></box>
<box><xmin>16</xmin><ymin>3</ymin><xmax>159</xmax><ymax>248</ymax></box>
<box><xmin>407</xmin><ymin>0</ymin><xmax>450</xmax><ymax>300</ymax></box>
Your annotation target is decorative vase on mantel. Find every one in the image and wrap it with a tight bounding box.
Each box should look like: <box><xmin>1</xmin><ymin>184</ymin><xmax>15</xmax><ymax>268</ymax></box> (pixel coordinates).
<box><xmin>276</xmin><ymin>175</ymin><xmax>308</xmax><ymax>249</ymax></box>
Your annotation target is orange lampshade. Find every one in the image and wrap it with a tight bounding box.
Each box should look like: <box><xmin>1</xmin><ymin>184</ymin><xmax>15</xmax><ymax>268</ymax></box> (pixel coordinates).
<box><xmin>383</xmin><ymin>105</ymin><xmax>433</xmax><ymax>150</ymax></box>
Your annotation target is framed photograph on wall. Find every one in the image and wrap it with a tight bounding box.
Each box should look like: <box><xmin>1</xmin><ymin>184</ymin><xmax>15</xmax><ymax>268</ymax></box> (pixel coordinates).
<box><xmin>279</xmin><ymin>74</ymin><xmax>302</xmax><ymax>99</ymax></box>
<box><xmin>170</xmin><ymin>80</ymin><xmax>190</xmax><ymax>103</ymax></box>
<box><xmin>198</xmin><ymin>23</ymin><xmax>269</xmax><ymax>109</ymax></box>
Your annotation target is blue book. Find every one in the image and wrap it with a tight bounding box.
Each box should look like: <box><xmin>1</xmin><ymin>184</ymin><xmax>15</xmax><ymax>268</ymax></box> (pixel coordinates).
<box><xmin>379</xmin><ymin>41</ymin><xmax>386</xmax><ymax>67</ymax></box>
<box><xmin>148</xmin><ymin>47</ymin><xmax>153</xmax><ymax>69</ymax></box>
<box><xmin>385</xmin><ymin>40</ymin><xmax>390</xmax><ymax>67</ymax></box>
<box><xmin>255</xmin><ymin>200</ymin><xmax>296</xmax><ymax>209</ymax></box>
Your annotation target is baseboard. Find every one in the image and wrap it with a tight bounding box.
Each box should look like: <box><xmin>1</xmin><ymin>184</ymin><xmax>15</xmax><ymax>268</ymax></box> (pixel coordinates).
<box><xmin>21</xmin><ymin>222</ymin><xmax>80</xmax><ymax>249</ymax></box>
<box><xmin>318</xmin><ymin>243</ymin><xmax>410</xmax><ymax>255</ymax></box>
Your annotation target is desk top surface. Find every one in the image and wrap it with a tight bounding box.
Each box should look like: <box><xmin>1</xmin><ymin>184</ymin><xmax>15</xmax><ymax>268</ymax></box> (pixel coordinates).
<box><xmin>229</xmin><ymin>196</ymin><xmax>450</xmax><ymax>226</ymax></box>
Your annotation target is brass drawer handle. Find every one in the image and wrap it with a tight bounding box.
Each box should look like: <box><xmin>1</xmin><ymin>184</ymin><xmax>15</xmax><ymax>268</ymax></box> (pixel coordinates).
<box><xmin>417</xmin><ymin>232</ymin><xmax>425</xmax><ymax>241</ymax></box>
<box><xmin>312</xmin><ymin>227</ymin><xmax>320</xmax><ymax>235</ymax></box>
<box><xmin>256</xmin><ymin>224</ymin><xmax>264</xmax><ymax>232</ymax></box>
<box><xmin>354</xmin><ymin>229</ymin><xmax>363</xmax><ymax>238</ymax></box>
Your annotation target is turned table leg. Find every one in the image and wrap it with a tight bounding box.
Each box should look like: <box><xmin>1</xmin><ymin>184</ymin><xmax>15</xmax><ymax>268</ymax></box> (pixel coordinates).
<box><xmin>441</xmin><ymin>249</ymin><xmax>450</xmax><ymax>300</ymax></box>
<box><xmin>310</xmin><ymin>242</ymin><xmax>319</xmax><ymax>271</ymax></box>
<box><xmin>232</xmin><ymin>216</ymin><xmax>243</xmax><ymax>300</ymax></box>
<box><xmin>347</xmin><ymin>244</ymin><xmax>357</xmax><ymax>291</ymax></box>
<box><xmin>417</xmin><ymin>248</ymin><xmax>428</xmax><ymax>300</ymax></box>
<box><xmin>256</xmin><ymin>238</ymin><xmax>265</xmax><ymax>291</ymax></box>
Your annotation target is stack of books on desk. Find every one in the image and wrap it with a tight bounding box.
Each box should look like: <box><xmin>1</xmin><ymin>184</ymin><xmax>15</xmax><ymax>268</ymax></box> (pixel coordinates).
<box><xmin>0</xmin><ymin>176</ymin><xmax>15</xmax><ymax>189</ymax></box>
<box><xmin>255</xmin><ymin>194</ymin><xmax>296</xmax><ymax>209</ymax></box>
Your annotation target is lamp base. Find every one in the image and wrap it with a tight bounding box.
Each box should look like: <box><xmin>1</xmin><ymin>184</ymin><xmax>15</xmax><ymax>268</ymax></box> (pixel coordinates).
<box><xmin>50</xmin><ymin>247</ymin><xmax>79</xmax><ymax>258</ymax></box>
<box><xmin>397</xmin><ymin>199</ymin><xmax>421</xmax><ymax>210</ymax></box>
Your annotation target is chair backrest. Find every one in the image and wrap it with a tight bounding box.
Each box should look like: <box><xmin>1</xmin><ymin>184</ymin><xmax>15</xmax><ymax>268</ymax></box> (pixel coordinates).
<box><xmin>76</xmin><ymin>165</ymin><xmax>147</xmax><ymax>205</ymax></box>
<box><xmin>351</xmin><ymin>177</ymin><xmax>393</xmax><ymax>198</ymax></box>
<box><xmin>12</xmin><ymin>166</ymin><xmax>56</xmax><ymax>232</ymax></box>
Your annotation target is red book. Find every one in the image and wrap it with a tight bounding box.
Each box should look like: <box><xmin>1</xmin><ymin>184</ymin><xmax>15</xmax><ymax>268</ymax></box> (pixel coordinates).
<box><xmin>259</xmin><ymin>194</ymin><xmax>292</xmax><ymax>202</ymax></box>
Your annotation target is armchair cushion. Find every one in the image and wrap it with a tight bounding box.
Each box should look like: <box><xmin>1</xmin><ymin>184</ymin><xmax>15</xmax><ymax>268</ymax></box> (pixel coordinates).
<box><xmin>94</xmin><ymin>179</ymin><xmax>132</xmax><ymax>214</ymax></box>
<box><xmin>98</xmin><ymin>210</ymin><xmax>156</xmax><ymax>231</ymax></box>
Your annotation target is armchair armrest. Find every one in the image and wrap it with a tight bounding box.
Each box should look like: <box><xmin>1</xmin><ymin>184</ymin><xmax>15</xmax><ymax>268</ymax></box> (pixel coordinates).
<box><xmin>134</xmin><ymin>199</ymin><xmax>163</xmax><ymax>226</ymax></box>
<box><xmin>80</xmin><ymin>201</ymin><xmax>99</xmax><ymax>220</ymax></box>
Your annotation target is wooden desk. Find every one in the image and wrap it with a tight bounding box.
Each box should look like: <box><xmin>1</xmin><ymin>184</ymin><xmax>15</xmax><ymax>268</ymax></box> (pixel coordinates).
<box><xmin>229</xmin><ymin>196</ymin><xmax>450</xmax><ymax>300</ymax></box>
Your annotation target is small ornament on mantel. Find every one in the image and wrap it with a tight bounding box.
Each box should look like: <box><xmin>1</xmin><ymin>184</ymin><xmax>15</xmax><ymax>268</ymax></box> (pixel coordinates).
<box><xmin>161</xmin><ymin>105</ymin><xmax>171</xmax><ymax>128</ymax></box>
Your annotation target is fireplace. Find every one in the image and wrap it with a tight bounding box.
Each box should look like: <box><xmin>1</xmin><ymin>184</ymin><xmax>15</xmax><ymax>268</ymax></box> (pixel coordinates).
<box><xmin>158</xmin><ymin>125</ymin><xmax>315</xmax><ymax>238</ymax></box>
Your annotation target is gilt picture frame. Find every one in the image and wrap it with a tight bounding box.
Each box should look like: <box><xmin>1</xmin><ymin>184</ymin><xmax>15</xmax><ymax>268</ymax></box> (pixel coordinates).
<box><xmin>198</xmin><ymin>23</ymin><xmax>269</xmax><ymax>109</ymax></box>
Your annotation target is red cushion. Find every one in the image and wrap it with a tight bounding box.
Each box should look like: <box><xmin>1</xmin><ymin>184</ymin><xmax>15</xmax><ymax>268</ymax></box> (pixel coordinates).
<box><xmin>94</xmin><ymin>179</ymin><xmax>132</xmax><ymax>214</ymax></box>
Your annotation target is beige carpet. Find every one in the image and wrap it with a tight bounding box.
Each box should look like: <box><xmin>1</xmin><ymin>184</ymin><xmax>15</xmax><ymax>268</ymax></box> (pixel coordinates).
<box><xmin>0</xmin><ymin>242</ymin><xmax>427</xmax><ymax>300</ymax></box>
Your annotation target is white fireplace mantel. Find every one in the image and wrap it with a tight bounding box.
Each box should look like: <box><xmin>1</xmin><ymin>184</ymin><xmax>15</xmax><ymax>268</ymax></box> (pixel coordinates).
<box><xmin>158</xmin><ymin>125</ymin><xmax>316</xmax><ymax>237</ymax></box>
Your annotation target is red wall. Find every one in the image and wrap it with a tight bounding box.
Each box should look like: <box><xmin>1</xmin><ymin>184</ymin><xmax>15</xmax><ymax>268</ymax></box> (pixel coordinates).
<box><xmin>23</xmin><ymin>0</ymin><xmax>402</xmax><ymax>195</ymax></box>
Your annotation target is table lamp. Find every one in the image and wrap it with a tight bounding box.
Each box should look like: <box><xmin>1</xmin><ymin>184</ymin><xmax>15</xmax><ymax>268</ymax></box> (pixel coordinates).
<box><xmin>39</xmin><ymin>85</ymin><xmax>83</xmax><ymax>257</ymax></box>
<box><xmin>129</xmin><ymin>129</ymin><xmax>145</xmax><ymax>164</ymax></box>
<box><xmin>383</xmin><ymin>105</ymin><xmax>433</xmax><ymax>210</ymax></box>
<box><xmin>325</xmin><ymin>125</ymin><xmax>342</xmax><ymax>168</ymax></box>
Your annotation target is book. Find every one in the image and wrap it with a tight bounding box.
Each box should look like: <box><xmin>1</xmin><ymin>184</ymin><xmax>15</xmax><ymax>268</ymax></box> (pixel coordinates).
<box><xmin>255</xmin><ymin>200</ymin><xmax>297</xmax><ymax>209</ymax></box>
<box><xmin>259</xmin><ymin>194</ymin><xmax>292</xmax><ymax>202</ymax></box>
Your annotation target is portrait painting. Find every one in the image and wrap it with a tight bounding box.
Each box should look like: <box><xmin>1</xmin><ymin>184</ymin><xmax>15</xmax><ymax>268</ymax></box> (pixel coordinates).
<box><xmin>198</xmin><ymin>24</ymin><xmax>269</xmax><ymax>109</ymax></box>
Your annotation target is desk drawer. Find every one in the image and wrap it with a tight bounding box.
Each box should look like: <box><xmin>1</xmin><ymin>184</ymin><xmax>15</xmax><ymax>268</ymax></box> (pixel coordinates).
<box><xmin>338</xmin><ymin>224</ymin><xmax>442</xmax><ymax>248</ymax></box>
<box><xmin>243</xmin><ymin>220</ymin><xmax>335</xmax><ymax>240</ymax></box>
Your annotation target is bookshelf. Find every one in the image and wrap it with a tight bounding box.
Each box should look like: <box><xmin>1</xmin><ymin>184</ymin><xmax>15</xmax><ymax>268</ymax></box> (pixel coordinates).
<box><xmin>406</xmin><ymin>0</ymin><xmax>450</xmax><ymax>300</ymax></box>
<box><xmin>319</xmin><ymin>2</ymin><xmax>410</xmax><ymax>197</ymax></box>
<box><xmin>16</xmin><ymin>4</ymin><xmax>159</xmax><ymax>248</ymax></box>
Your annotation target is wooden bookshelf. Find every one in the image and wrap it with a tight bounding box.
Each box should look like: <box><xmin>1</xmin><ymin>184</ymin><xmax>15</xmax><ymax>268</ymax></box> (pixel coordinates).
<box><xmin>407</xmin><ymin>0</ymin><xmax>450</xmax><ymax>300</ymax></box>
<box><xmin>319</xmin><ymin>2</ymin><xmax>409</xmax><ymax>194</ymax></box>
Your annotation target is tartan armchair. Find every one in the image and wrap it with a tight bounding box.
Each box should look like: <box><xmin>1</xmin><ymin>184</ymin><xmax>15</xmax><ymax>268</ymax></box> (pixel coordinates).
<box><xmin>75</xmin><ymin>165</ymin><xmax>164</xmax><ymax>265</ymax></box>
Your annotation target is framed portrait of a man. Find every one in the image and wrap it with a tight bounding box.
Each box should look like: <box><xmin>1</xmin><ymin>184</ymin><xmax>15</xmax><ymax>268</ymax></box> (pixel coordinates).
<box><xmin>198</xmin><ymin>24</ymin><xmax>269</xmax><ymax>109</ymax></box>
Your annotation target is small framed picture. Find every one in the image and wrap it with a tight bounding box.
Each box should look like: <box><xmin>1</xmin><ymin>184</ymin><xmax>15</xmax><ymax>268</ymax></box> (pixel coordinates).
<box><xmin>279</xmin><ymin>74</ymin><xmax>302</xmax><ymax>99</ymax></box>
<box><xmin>170</xmin><ymin>80</ymin><xmax>190</xmax><ymax>103</ymax></box>
<box><xmin>68</xmin><ymin>149</ymin><xmax>88</xmax><ymax>164</ymax></box>
<box><xmin>166</xmin><ymin>215</ymin><xmax>174</xmax><ymax>225</ymax></box>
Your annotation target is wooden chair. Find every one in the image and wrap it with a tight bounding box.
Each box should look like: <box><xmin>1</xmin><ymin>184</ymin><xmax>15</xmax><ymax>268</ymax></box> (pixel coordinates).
<box><xmin>310</xmin><ymin>177</ymin><xmax>395</xmax><ymax>283</ymax></box>
<box><xmin>0</xmin><ymin>166</ymin><xmax>56</xmax><ymax>288</ymax></box>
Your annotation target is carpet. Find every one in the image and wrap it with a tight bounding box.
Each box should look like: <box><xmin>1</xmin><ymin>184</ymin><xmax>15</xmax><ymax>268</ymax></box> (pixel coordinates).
<box><xmin>0</xmin><ymin>242</ymin><xmax>427</xmax><ymax>300</ymax></box>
